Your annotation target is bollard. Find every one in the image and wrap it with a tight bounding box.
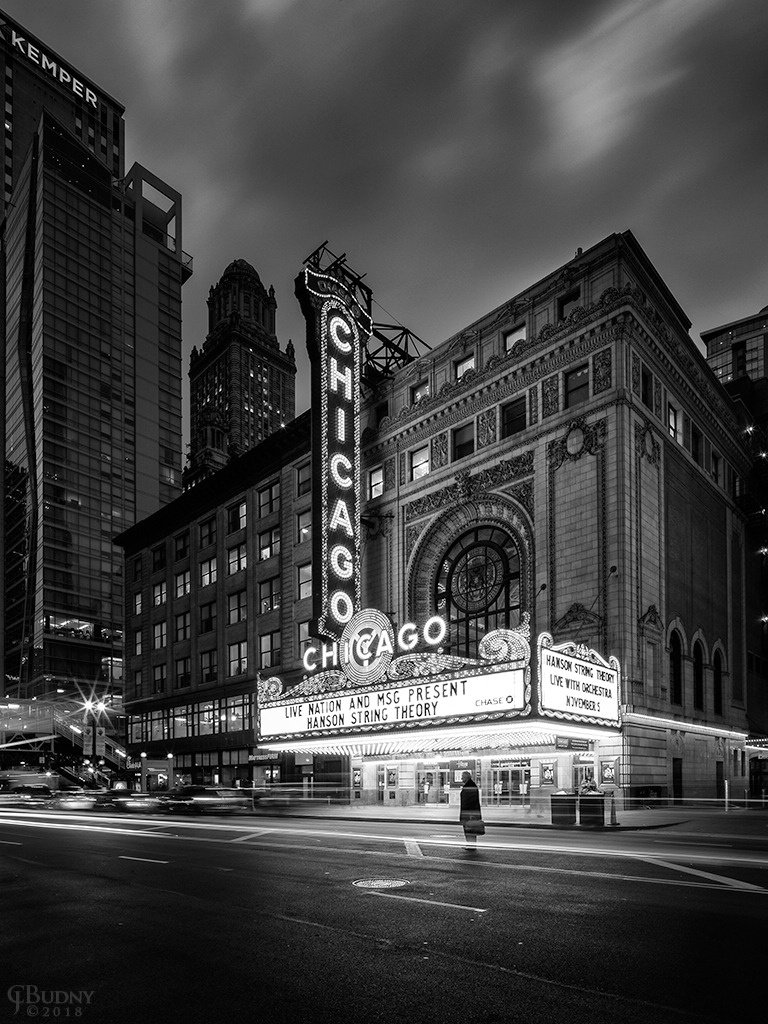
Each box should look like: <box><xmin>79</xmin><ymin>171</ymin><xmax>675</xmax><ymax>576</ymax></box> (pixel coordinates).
<box><xmin>609</xmin><ymin>791</ymin><xmax>619</xmax><ymax>827</ymax></box>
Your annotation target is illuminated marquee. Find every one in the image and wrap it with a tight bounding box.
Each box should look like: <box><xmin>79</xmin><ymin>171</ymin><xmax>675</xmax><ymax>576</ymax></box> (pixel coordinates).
<box><xmin>537</xmin><ymin>633</ymin><xmax>621</xmax><ymax>727</ymax></box>
<box><xmin>3</xmin><ymin>24</ymin><xmax>99</xmax><ymax>107</ymax></box>
<box><xmin>295</xmin><ymin>264</ymin><xmax>372</xmax><ymax>640</ymax></box>
<box><xmin>259</xmin><ymin>668</ymin><xmax>526</xmax><ymax>741</ymax></box>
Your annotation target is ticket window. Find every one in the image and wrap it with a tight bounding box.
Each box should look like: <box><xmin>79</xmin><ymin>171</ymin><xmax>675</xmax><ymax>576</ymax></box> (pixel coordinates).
<box><xmin>573</xmin><ymin>764</ymin><xmax>595</xmax><ymax>792</ymax></box>
<box><xmin>377</xmin><ymin>765</ymin><xmax>385</xmax><ymax>803</ymax></box>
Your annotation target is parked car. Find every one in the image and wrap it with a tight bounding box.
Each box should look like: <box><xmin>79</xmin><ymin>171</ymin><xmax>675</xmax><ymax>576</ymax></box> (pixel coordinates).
<box><xmin>95</xmin><ymin>789</ymin><xmax>160</xmax><ymax>813</ymax></box>
<box><xmin>0</xmin><ymin>785</ymin><xmax>55</xmax><ymax>808</ymax></box>
<box><xmin>159</xmin><ymin>786</ymin><xmax>252</xmax><ymax>815</ymax></box>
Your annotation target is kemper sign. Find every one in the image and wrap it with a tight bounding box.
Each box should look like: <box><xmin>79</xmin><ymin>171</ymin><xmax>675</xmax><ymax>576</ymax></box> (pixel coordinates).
<box><xmin>2</xmin><ymin>23</ymin><xmax>99</xmax><ymax>107</ymax></box>
<box><xmin>538</xmin><ymin>633</ymin><xmax>621</xmax><ymax>727</ymax></box>
<box><xmin>258</xmin><ymin>668</ymin><xmax>526</xmax><ymax>740</ymax></box>
<box><xmin>295</xmin><ymin>264</ymin><xmax>372</xmax><ymax>640</ymax></box>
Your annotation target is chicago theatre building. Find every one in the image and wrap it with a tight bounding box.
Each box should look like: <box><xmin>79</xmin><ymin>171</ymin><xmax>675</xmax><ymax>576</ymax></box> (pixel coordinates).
<box><xmin>120</xmin><ymin>231</ymin><xmax>752</xmax><ymax>808</ymax></box>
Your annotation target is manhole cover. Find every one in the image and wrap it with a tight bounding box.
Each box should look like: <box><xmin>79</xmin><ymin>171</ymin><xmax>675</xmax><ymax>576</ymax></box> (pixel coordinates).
<box><xmin>353</xmin><ymin>878</ymin><xmax>409</xmax><ymax>889</ymax></box>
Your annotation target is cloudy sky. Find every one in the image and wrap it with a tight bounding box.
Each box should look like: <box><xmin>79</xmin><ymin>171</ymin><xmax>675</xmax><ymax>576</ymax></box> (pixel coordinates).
<box><xmin>4</xmin><ymin>0</ymin><xmax>768</xmax><ymax>428</ymax></box>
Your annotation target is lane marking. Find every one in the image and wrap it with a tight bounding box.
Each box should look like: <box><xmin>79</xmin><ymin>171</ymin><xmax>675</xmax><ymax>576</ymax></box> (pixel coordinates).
<box><xmin>230</xmin><ymin>829</ymin><xmax>272</xmax><ymax>843</ymax></box>
<box><xmin>119</xmin><ymin>855</ymin><xmax>168</xmax><ymax>865</ymax></box>
<box><xmin>364</xmin><ymin>890</ymin><xmax>488</xmax><ymax>912</ymax></box>
<box><xmin>643</xmin><ymin>857</ymin><xmax>766</xmax><ymax>892</ymax></box>
<box><xmin>405</xmin><ymin>839</ymin><xmax>424</xmax><ymax>858</ymax></box>
<box><xmin>0</xmin><ymin>839</ymin><xmax>22</xmax><ymax>845</ymax></box>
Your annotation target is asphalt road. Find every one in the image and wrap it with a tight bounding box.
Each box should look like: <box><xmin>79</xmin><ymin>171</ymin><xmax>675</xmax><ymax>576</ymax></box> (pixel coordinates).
<box><xmin>0</xmin><ymin>810</ymin><xmax>764</xmax><ymax>1024</ymax></box>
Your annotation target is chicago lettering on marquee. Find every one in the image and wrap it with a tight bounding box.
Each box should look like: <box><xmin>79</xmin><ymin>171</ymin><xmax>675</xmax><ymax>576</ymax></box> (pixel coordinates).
<box><xmin>2</xmin><ymin>23</ymin><xmax>99</xmax><ymax>107</ymax></box>
<box><xmin>295</xmin><ymin>257</ymin><xmax>372</xmax><ymax>641</ymax></box>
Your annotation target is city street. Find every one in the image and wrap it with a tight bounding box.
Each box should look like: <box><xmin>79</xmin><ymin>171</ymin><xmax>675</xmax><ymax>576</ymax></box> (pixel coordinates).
<box><xmin>1</xmin><ymin>809</ymin><xmax>764</xmax><ymax>1024</ymax></box>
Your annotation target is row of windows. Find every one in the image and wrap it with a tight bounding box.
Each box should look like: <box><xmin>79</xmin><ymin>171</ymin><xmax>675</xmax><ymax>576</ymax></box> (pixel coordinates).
<box><xmin>668</xmin><ymin>633</ymin><xmax>725</xmax><ymax>715</ymax></box>
<box><xmin>368</xmin><ymin>364</ymin><xmax>589</xmax><ymax>495</ymax></box>
<box><xmin>128</xmin><ymin>695</ymin><xmax>251</xmax><ymax>742</ymax></box>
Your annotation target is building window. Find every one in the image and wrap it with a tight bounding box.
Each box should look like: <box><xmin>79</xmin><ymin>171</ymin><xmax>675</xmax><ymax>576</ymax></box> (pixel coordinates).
<box><xmin>134</xmin><ymin>557</ymin><xmax>142</xmax><ymax>581</ymax></box>
<box><xmin>296</xmin><ymin>463</ymin><xmax>312</xmax><ymax>496</ymax></box>
<box><xmin>374</xmin><ymin>401</ymin><xmax>389</xmax><ymax>426</ymax></box>
<box><xmin>133</xmin><ymin>669</ymin><xmax>143</xmax><ymax>699</ymax></box>
<box><xmin>410</xmin><ymin>445</ymin><xmax>430</xmax><ymax>481</ymax></box>
<box><xmin>200</xmin><ymin>601</ymin><xmax>216</xmax><ymax>634</ymax></box>
<box><xmin>228</xmin><ymin>590</ymin><xmax>248</xmax><ymax>624</ymax></box>
<box><xmin>297</xmin><ymin>509</ymin><xmax>312</xmax><ymax>543</ymax></box>
<box><xmin>152</xmin><ymin>545</ymin><xmax>166</xmax><ymax>571</ymax></box>
<box><xmin>259</xmin><ymin>481</ymin><xmax>280</xmax><ymax>516</ymax></box>
<box><xmin>228</xmin><ymin>640</ymin><xmax>248</xmax><ymax>676</ymax></box>
<box><xmin>713</xmin><ymin>651</ymin><xmax>723</xmax><ymax>716</ymax></box>
<box><xmin>175</xmin><ymin>570</ymin><xmax>191</xmax><ymax>599</ymax></box>
<box><xmin>152</xmin><ymin>581</ymin><xmax>166</xmax><ymax>606</ymax></box>
<box><xmin>200</xmin><ymin>648</ymin><xmax>218</xmax><ymax>683</ymax></box>
<box><xmin>557</xmin><ymin>287</ymin><xmax>580</xmax><ymax>320</ymax></box>
<box><xmin>174</xmin><ymin>657</ymin><xmax>191</xmax><ymax>689</ymax></box>
<box><xmin>200</xmin><ymin>558</ymin><xmax>217</xmax><ymax>588</ymax></box>
<box><xmin>668</xmin><ymin>402</ymin><xmax>682</xmax><ymax>444</ymax></box>
<box><xmin>733</xmin><ymin>341</ymin><xmax>746</xmax><ymax>378</ymax></box>
<box><xmin>298</xmin><ymin>563</ymin><xmax>312</xmax><ymax>600</ymax></box>
<box><xmin>693</xmin><ymin>641</ymin><xmax>704</xmax><ymax>710</ymax></box>
<box><xmin>691</xmin><ymin>424</ymin><xmax>702</xmax><ymax>465</ymax></box>
<box><xmin>504</xmin><ymin>325</ymin><xmax>526</xmax><ymax>351</ymax></box>
<box><xmin>455</xmin><ymin>354</ymin><xmax>475</xmax><ymax>380</ymax></box>
<box><xmin>227</xmin><ymin>501</ymin><xmax>247</xmax><ymax>533</ymax></box>
<box><xmin>711</xmin><ymin>451</ymin><xmax>721</xmax><ymax>485</ymax></box>
<box><xmin>174</xmin><ymin>532</ymin><xmax>189</xmax><ymax>560</ymax></box>
<box><xmin>153</xmin><ymin>622</ymin><xmax>167</xmax><ymax>650</ymax></box>
<box><xmin>260</xmin><ymin>631</ymin><xmax>281</xmax><ymax>669</ymax></box>
<box><xmin>641</xmin><ymin>365</ymin><xmax>653</xmax><ymax>409</ymax></box>
<box><xmin>259</xmin><ymin>577</ymin><xmax>281</xmax><ymax>614</ymax></box>
<box><xmin>564</xmin><ymin>364</ymin><xmax>589</xmax><ymax>408</ymax></box>
<box><xmin>199</xmin><ymin>517</ymin><xmax>216</xmax><ymax>548</ymax></box>
<box><xmin>298</xmin><ymin>620</ymin><xmax>311</xmax><ymax>657</ymax></box>
<box><xmin>411</xmin><ymin>380</ymin><xmax>430</xmax><ymax>404</ymax></box>
<box><xmin>227</xmin><ymin>543</ymin><xmax>247</xmax><ymax>575</ymax></box>
<box><xmin>134</xmin><ymin>629</ymin><xmax>143</xmax><ymax>656</ymax></box>
<box><xmin>133</xmin><ymin>592</ymin><xmax>142</xmax><ymax>615</ymax></box>
<box><xmin>453</xmin><ymin>422</ymin><xmax>475</xmax><ymax>460</ymax></box>
<box><xmin>501</xmin><ymin>396</ymin><xmax>526</xmax><ymax>438</ymax></box>
<box><xmin>175</xmin><ymin>611</ymin><xmax>191</xmax><ymax>642</ymax></box>
<box><xmin>153</xmin><ymin>664</ymin><xmax>167</xmax><ymax>694</ymax></box>
<box><xmin>259</xmin><ymin>527</ymin><xmax>280</xmax><ymax>560</ymax></box>
<box><xmin>369</xmin><ymin>467</ymin><xmax>384</xmax><ymax>500</ymax></box>
<box><xmin>669</xmin><ymin>631</ymin><xmax>683</xmax><ymax>705</ymax></box>
<box><xmin>435</xmin><ymin>525</ymin><xmax>521</xmax><ymax>659</ymax></box>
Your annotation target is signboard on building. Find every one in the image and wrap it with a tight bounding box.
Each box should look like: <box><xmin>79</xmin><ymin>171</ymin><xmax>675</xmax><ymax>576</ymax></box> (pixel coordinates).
<box><xmin>538</xmin><ymin>633</ymin><xmax>621</xmax><ymax>727</ymax></box>
<box><xmin>258</xmin><ymin>668</ymin><xmax>526</xmax><ymax>742</ymax></box>
<box><xmin>295</xmin><ymin>260</ymin><xmax>372</xmax><ymax>641</ymax></box>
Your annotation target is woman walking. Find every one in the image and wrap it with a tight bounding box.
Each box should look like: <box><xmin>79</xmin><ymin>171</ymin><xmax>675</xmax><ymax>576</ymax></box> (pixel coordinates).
<box><xmin>459</xmin><ymin>771</ymin><xmax>484</xmax><ymax>848</ymax></box>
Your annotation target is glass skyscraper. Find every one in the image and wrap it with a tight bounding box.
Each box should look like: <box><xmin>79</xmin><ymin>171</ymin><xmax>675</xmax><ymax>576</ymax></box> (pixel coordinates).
<box><xmin>1</xmin><ymin>10</ymin><xmax>192</xmax><ymax>699</ymax></box>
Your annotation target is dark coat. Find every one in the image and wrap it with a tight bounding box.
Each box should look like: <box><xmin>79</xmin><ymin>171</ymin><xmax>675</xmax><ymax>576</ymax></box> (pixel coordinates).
<box><xmin>459</xmin><ymin>779</ymin><xmax>482</xmax><ymax>822</ymax></box>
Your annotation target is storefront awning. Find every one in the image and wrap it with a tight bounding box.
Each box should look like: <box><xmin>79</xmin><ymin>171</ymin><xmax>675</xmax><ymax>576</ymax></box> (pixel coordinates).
<box><xmin>256</xmin><ymin>721</ymin><xmax>620</xmax><ymax>758</ymax></box>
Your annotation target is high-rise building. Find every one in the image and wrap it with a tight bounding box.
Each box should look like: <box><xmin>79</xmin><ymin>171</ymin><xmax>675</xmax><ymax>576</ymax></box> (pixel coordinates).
<box><xmin>184</xmin><ymin>259</ymin><xmax>295</xmax><ymax>488</ymax></box>
<box><xmin>1</xmin><ymin>10</ymin><xmax>192</xmax><ymax>702</ymax></box>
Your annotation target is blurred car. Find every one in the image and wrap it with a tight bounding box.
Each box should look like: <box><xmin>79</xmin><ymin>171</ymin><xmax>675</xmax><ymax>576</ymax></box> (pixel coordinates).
<box><xmin>0</xmin><ymin>784</ymin><xmax>55</xmax><ymax>808</ymax></box>
<box><xmin>159</xmin><ymin>786</ymin><xmax>252</xmax><ymax>815</ymax></box>
<box><xmin>52</xmin><ymin>788</ymin><xmax>100</xmax><ymax>811</ymax></box>
<box><xmin>95</xmin><ymin>789</ymin><xmax>160</xmax><ymax>813</ymax></box>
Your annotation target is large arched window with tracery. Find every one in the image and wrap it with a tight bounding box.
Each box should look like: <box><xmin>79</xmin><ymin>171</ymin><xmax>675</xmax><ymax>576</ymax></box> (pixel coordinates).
<box><xmin>434</xmin><ymin>525</ymin><xmax>521</xmax><ymax>658</ymax></box>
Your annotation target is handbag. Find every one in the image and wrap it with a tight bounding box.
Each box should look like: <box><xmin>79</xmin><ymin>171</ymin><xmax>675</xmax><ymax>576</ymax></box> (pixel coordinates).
<box><xmin>464</xmin><ymin>818</ymin><xmax>485</xmax><ymax>836</ymax></box>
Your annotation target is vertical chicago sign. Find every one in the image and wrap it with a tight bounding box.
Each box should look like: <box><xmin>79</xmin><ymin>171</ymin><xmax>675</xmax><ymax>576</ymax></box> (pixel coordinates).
<box><xmin>295</xmin><ymin>256</ymin><xmax>372</xmax><ymax>641</ymax></box>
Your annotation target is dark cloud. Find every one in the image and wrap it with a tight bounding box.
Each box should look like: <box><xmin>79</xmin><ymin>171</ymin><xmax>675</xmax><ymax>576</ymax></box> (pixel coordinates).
<box><xmin>4</xmin><ymin>0</ymin><xmax>768</xmax><ymax>423</ymax></box>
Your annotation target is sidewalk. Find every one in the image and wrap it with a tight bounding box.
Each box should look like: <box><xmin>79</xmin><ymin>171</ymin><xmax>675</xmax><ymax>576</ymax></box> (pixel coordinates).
<box><xmin>269</xmin><ymin>798</ymin><xmax>768</xmax><ymax>837</ymax></box>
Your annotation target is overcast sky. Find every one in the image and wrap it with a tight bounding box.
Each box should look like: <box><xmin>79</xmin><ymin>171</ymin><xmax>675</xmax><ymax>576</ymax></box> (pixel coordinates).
<box><xmin>4</xmin><ymin>0</ymin><xmax>768</xmax><ymax>432</ymax></box>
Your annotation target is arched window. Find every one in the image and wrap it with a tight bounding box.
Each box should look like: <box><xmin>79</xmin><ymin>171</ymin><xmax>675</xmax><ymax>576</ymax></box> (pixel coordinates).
<box><xmin>693</xmin><ymin>641</ymin><xmax>704</xmax><ymax>710</ymax></box>
<box><xmin>713</xmin><ymin>651</ymin><xmax>723</xmax><ymax>716</ymax></box>
<box><xmin>669</xmin><ymin>630</ymin><xmax>683</xmax><ymax>705</ymax></box>
<box><xmin>434</xmin><ymin>525</ymin><xmax>521</xmax><ymax>658</ymax></box>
